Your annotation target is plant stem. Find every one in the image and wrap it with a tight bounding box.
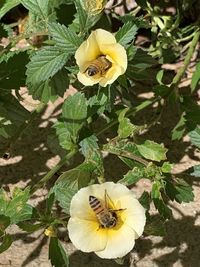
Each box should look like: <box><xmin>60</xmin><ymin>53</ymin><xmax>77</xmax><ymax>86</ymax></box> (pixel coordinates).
<box><xmin>171</xmin><ymin>29</ymin><xmax>200</xmax><ymax>87</ymax></box>
<box><xmin>30</xmin><ymin>149</ymin><xmax>77</xmax><ymax>195</ymax></box>
<box><xmin>103</xmin><ymin>149</ymin><xmax>149</xmax><ymax>166</ymax></box>
<box><xmin>96</xmin><ymin>97</ymin><xmax>159</xmax><ymax>137</ymax></box>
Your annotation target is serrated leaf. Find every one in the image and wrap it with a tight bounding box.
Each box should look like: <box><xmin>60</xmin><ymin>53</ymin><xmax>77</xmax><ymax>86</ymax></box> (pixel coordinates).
<box><xmin>51</xmin><ymin>164</ymin><xmax>93</xmax><ymax>213</ymax></box>
<box><xmin>48</xmin><ymin>22</ymin><xmax>82</xmax><ymax>52</ymax></box>
<box><xmin>190</xmin><ymin>164</ymin><xmax>200</xmax><ymax>177</ymax></box>
<box><xmin>0</xmin><ymin>187</ymin><xmax>32</xmax><ymax>224</ymax></box>
<box><xmin>0</xmin><ymin>0</ymin><xmax>20</xmax><ymax>20</ymax></box>
<box><xmin>28</xmin><ymin>68</ymin><xmax>69</xmax><ymax>103</ymax></box>
<box><xmin>74</xmin><ymin>0</ymin><xmax>102</xmax><ymax>33</ymax></box>
<box><xmin>53</xmin><ymin>121</ymin><xmax>74</xmax><ymax>150</ymax></box>
<box><xmin>131</xmin><ymin>48</ymin><xmax>157</xmax><ymax>68</ymax></box>
<box><xmin>165</xmin><ymin>179</ymin><xmax>194</xmax><ymax>204</ymax></box>
<box><xmin>118</xmin><ymin>166</ymin><xmax>144</xmax><ymax>186</ymax></box>
<box><xmin>49</xmin><ymin>237</ymin><xmax>69</xmax><ymax>267</ymax></box>
<box><xmin>0</xmin><ymin>51</ymin><xmax>29</xmax><ymax>89</ymax></box>
<box><xmin>191</xmin><ymin>61</ymin><xmax>200</xmax><ymax>92</ymax></box>
<box><xmin>21</xmin><ymin>0</ymin><xmax>50</xmax><ymax>18</ymax></box>
<box><xmin>26</xmin><ymin>46</ymin><xmax>69</xmax><ymax>84</ymax></box>
<box><xmin>188</xmin><ymin>126</ymin><xmax>200</xmax><ymax>148</ymax></box>
<box><xmin>79</xmin><ymin>135</ymin><xmax>103</xmax><ymax>175</ymax></box>
<box><xmin>118</xmin><ymin>108</ymin><xmax>137</xmax><ymax>138</ymax></box>
<box><xmin>137</xmin><ymin>140</ymin><xmax>167</xmax><ymax>162</ymax></box>
<box><xmin>115</xmin><ymin>22</ymin><xmax>138</xmax><ymax>46</ymax></box>
<box><xmin>0</xmin><ymin>234</ymin><xmax>12</xmax><ymax>254</ymax></box>
<box><xmin>62</xmin><ymin>92</ymin><xmax>87</xmax><ymax>141</ymax></box>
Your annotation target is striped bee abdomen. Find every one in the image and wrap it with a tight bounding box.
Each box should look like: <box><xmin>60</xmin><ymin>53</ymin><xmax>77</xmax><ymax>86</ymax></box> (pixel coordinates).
<box><xmin>89</xmin><ymin>195</ymin><xmax>104</xmax><ymax>214</ymax></box>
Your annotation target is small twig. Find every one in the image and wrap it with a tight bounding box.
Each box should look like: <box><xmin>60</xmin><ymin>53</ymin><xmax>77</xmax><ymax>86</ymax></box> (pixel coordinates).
<box><xmin>102</xmin><ymin>149</ymin><xmax>149</xmax><ymax>166</ymax></box>
<box><xmin>171</xmin><ymin>29</ymin><xmax>200</xmax><ymax>87</ymax></box>
<box><xmin>30</xmin><ymin>149</ymin><xmax>78</xmax><ymax>195</ymax></box>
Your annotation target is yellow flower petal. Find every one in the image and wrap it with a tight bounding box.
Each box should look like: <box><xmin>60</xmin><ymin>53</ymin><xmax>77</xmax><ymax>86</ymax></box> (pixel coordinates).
<box><xmin>99</xmin><ymin>65</ymin><xmax>122</xmax><ymax>87</ymax></box>
<box><xmin>120</xmin><ymin>195</ymin><xmax>146</xmax><ymax>238</ymax></box>
<box><xmin>95</xmin><ymin>224</ymin><xmax>135</xmax><ymax>259</ymax></box>
<box><xmin>68</xmin><ymin>217</ymin><xmax>107</xmax><ymax>252</ymax></box>
<box><xmin>77</xmin><ymin>72</ymin><xmax>100</xmax><ymax>86</ymax></box>
<box><xmin>94</xmin><ymin>29</ymin><xmax>116</xmax><ymax>47</ymax></box>
<box><xmin>75</xmin><ymin>32</ymin><xmax>100</xmax><ymax>71</ymax></box>
<box><xmin>100</xmin><ymin>43</ymin><xmax>127</xmax><ymax>72</ymax></box>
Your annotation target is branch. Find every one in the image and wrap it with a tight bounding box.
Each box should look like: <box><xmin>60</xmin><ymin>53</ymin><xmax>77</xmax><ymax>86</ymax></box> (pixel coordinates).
<box><xmin>171</xmin><ymin>29</ymin><xmax>200</xmax><ymax>87</ymax></box>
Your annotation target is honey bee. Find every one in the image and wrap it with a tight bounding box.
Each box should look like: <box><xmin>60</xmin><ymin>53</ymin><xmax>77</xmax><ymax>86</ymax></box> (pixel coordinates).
<box><xmin>84</xmin><ymin>55</ymin><xmax>112</xmax><ymax>76</ymax></box>
<box><xmin>89</xmin><ymin>191</ymin><xmax>124</xmax><ymax>228</ymax></box>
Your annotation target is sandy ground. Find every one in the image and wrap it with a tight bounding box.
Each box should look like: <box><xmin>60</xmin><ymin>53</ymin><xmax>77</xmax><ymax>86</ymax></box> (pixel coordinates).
<box><xmin>0</xmin><ymin>86</ymin><xmax>200</xmax><ymax>267</ymax></box>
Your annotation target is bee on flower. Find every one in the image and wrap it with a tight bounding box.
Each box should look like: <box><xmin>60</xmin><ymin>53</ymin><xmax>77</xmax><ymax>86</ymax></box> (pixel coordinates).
<box><xmin>75</xmin><ymin>29</ymin><xmax>127</xmax><ymax>87</ymax></box>
<box><xmin>67</xmin><ymin>182</ymin><xmax>146</xmax><ymax>259</ymax></box>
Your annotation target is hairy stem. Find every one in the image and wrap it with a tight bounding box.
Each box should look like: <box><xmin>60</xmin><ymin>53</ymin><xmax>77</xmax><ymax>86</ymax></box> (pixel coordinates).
<box><xmin>103</xmin><ymin>149</ymin><xmax>149</xmax><ymax>166</ymax></box>
<box><xmin>30</xmin><ymin>149</ymin><xmax>77</xmax><ymax>195</ymax></box>
<box><xmin>171</xmin><ymin>29</ymin><xmax>200</xmax><ymax>87</ymax></box>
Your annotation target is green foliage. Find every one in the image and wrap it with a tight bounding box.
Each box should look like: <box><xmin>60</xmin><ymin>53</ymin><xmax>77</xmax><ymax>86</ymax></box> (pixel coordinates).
<box><xmin>136</xmin><ymin>140</ymin><xmax>167</xmax><ymax>162</ymax></box>
<box><xmin>49</xmin><ymin>237</ymin><xmax>69</xmax><ymax>267</ymax></box>
<box><xmin>0</xmin><ymin>0</ymin><xmax>199</xmax><ymax>263</ymax></box>
<box><xmin>0</xmin><ymin>187</ymin><xmax>32</xmax><ymax>224</ymax></box>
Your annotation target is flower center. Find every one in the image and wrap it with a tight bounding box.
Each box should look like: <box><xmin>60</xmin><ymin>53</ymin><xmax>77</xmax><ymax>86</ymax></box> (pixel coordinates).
<box><xmin>84</xmin><ymin>55</ymin><xmax>112</xmax><ymax>77</ymax></box>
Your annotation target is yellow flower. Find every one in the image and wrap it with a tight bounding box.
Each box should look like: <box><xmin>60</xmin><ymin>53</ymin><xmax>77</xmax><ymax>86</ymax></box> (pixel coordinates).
<box><xmin>75</xmin><ymin>29</ymin><xmax>127</xmax><ymax>87</ymax></box>
<box><xmin>67</xmin><ymin>182</ymin><xmax>146</xmax><ymax>259</ymax></box>
<box><xmin>44</xmin><ymin>226</ymin><xmax>56</xmax><ymax>237</ymax></box>
<box><xmin>82</xmin><ymin>0</ymin><xmax>107</xmax><ymax>15</ymax></box>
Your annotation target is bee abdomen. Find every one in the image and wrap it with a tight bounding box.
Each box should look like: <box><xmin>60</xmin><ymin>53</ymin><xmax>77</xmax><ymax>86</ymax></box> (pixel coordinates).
<box><xmin>89</xmin><ymin>195</ymin><xmax>104</xmax><ymax>214</ymax></box>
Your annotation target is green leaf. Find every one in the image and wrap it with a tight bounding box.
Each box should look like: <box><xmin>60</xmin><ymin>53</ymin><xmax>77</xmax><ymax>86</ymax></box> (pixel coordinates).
<box><xmin>0</xmin><ymin>234</ymin><xmax>12</xmax><ymax>254</ymax></box>
<box><xmin>115</xmin><ymin>22</ymin><xmax>138</xmax><ymax>46</ymax></box>
<box><xmin>51</xmin><ymin>163</ymin><xmax>94</xmax><ymax>214</ymax></box>
<box><xmin>0</xmin><ymin>215</ymin><xmax>10</xmax><ymax>231</ymax></box>
<box><xmin>138</xmin><ymin>191</ymin><xmax>150</xmax><ymax>210</ymax></box>
<box><xmin>191</xmin><ymin>61</ymin><xmax>200</xmax><ymax>92</ymax></box>
<box><xmin>0</xmin><ymin>51</ymin><xmax>29</xmax><ymax>89</ymax></box>
<box><xmin>28</xmin><ymin>68</ymin><xmax>69</xmax><ymax>103</ymax></box>
<box><xmin>118</xmin><ymin>108</ymin><xmax>137</xmax><ymax>138</ymax></box>
<box><xmin>53</xmin><ymin>121</ymin><xmax>74</xmax><ymax>150</ymax></box>
<box><xmin>20</xmin><ymin>0</ymin><xmax>50</xmax><ymax>18</ymax></box>
<box><xmin>46</xmin><ymin>193</ymin><xmax>55</xmax><ymax>215</ymax></box>
<box><xmin>165</xmin><ymin>178</ymin><xmax>194</xmax><ymax>203</ymax></box>
<box><xmin>137</xmin><ymin>140</ymin><xmax>167</xmax><ymax>162</ymax></box>
<box><xmin>49</xmin><ymin>237</ymin><xmax>69</xmax><ymax>267</ymax></box>
<box><xmin>131</xmin><ymin>48</ymin><xmax>157</xmax><ymax>68</ymax></box>
<box><xmin>48</xmin><ymin>22</ymin><xmax>82</xmax><ymax>52</ymax></box>
<box><xmin>54</xmin><ymin>93</ymin><xmax>87</xmax><ymax>150</ymax></box>
<box><xmin>190</xmin><ymin>164</ymin><xmax>200</xmax><ymax>177</ymax></box>
<box><xmin>79</xmin><ymin>135</ymin><xmax>103</xmax><ymax>176</ymax></box>
<box><xmin>0</xmin><ymin>187</ymin><xmax>32</xmax><ymax>224</ymax></box>
<box><xmin>0</xmin><ymin>0</ymin><xmax>20</xmax><ymax>19</ymax></box>
<box><xmin>118</xmin><ymin>166</ymin><xmax>144</xmax><ymax>186</ymax></box>
<box><xmin>17</xmin><ymin>222</ymin><xmax>43</xmax><ymax>233</ymax></box>
<box><xmin>26</xmin><ymin>46</ymin><xmax>69</xmax><ymax>84</ymax></box>
<box><xmin>151</xmin><ymin>182</ymin><xmax>172</xmax><ymax>219</ymax></box>
<box><xmin>161</xmin><ymin>162</ymin><xmax>173</xmax><ymax>173</ymax></box>
<box><xmin>74</xmin><ymin>0</ymin><xmax>102</xmax><ymax>33</ymax></box>
<box><xmin>171</xmin><ymin>113</ymin><xmax>186</xmax><ymax>141</ymax></box>
<box><xmin>62</xmin><ymin>92</ymin><xmax>87</xmax><ymax>141</ymax></box>
<box><xmin>188</xmin><ymin>126</ymin><xmax>200</xmax><ymax>148</ymax></box>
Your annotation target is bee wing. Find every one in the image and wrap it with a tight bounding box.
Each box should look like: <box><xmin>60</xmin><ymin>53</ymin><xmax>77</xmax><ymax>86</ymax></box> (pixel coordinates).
<box><xmin>104</xmin><ymin>190</ymin><xmax>115</xmax><ymax>209</ymax></box>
